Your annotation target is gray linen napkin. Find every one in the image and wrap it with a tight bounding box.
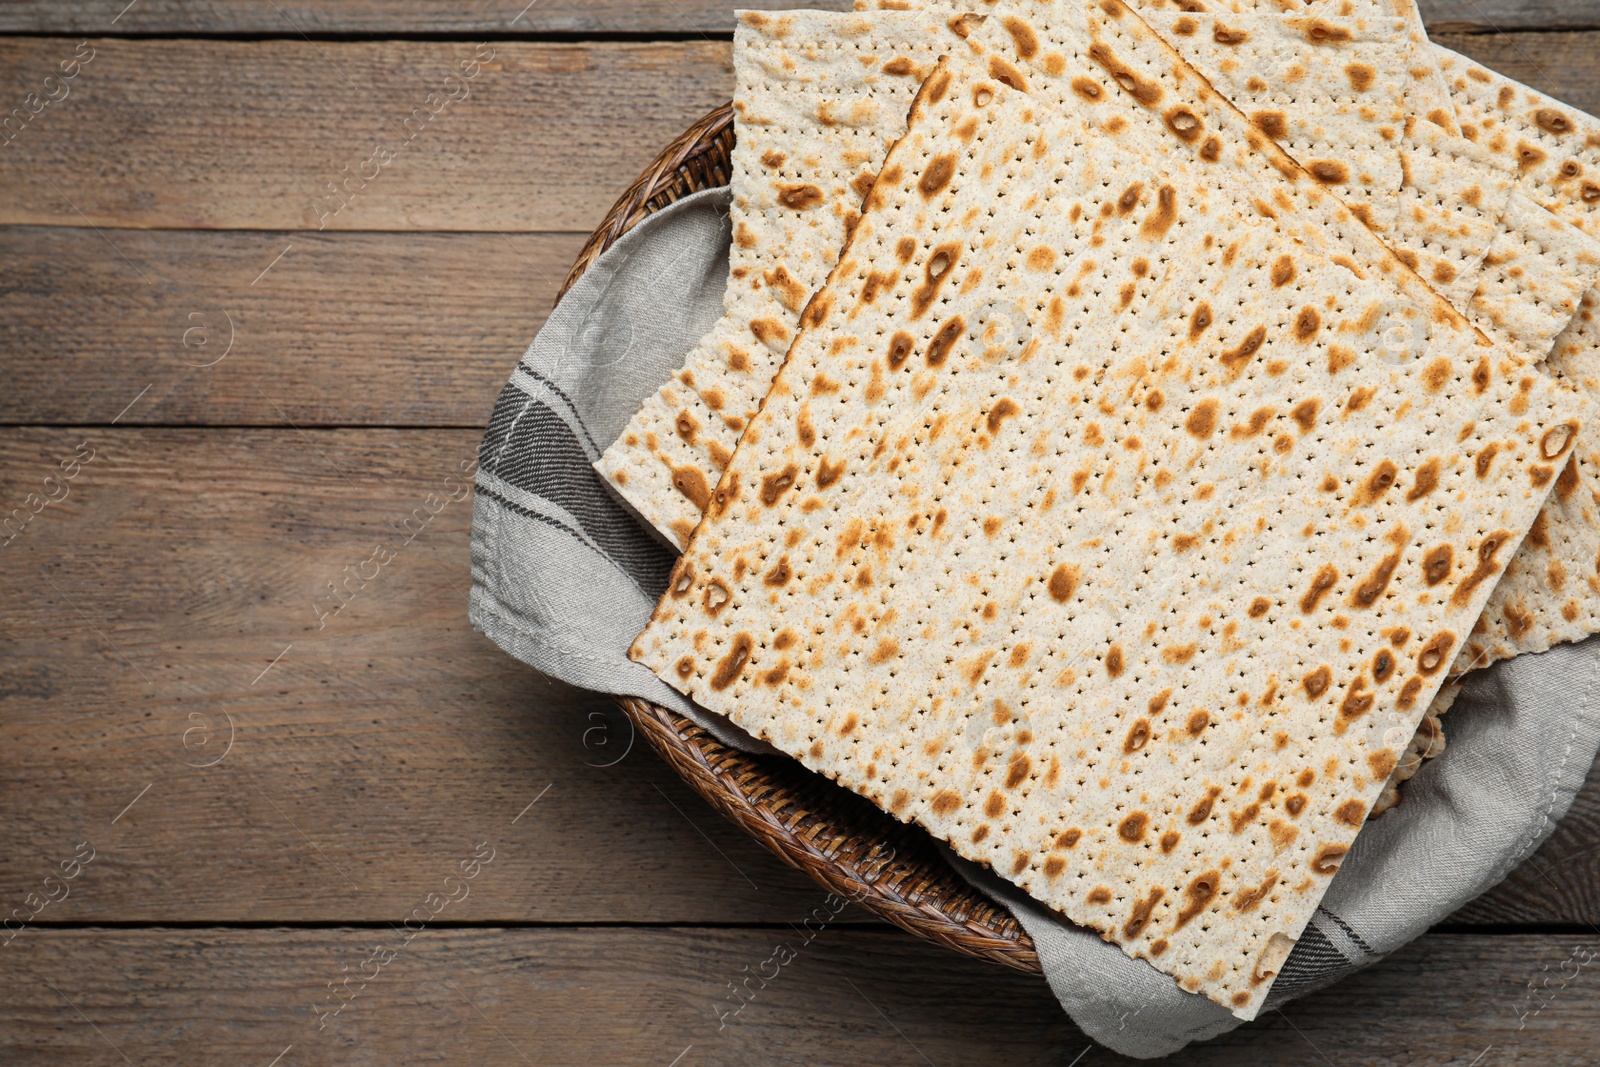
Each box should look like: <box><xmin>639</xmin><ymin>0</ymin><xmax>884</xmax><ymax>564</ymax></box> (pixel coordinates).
<box><xmin>468</xmin><ymin>186</ymin><xmax>1600</xmax><ymax>1058</ymax></box>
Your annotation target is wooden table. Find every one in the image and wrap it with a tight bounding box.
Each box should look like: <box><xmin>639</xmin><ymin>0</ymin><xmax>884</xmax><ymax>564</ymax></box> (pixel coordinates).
<box><xmin>1</xmin><ymin>2</ymin><xmax>1597</xmax><ymax>1063</ymax></box>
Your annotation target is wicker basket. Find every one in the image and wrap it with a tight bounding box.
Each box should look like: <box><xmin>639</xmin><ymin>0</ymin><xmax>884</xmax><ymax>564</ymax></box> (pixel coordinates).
<box><xmin>560</xmin><ymin>105</ymin><xmax>1041</xmax><ymax>975</ymax></box>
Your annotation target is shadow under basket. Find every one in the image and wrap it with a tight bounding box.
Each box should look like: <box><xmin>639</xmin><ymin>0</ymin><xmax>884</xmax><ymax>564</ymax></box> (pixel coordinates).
<box><xmin>560</xmin><ymin>103</ymin><xmax>1041</xmax><ymax>976</ymax></box>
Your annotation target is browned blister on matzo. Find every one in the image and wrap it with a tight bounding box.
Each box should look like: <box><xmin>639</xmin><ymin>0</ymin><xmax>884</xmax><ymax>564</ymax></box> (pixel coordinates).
<box><xmin>595</xmin><ymin>10</ymin><xmax>966</xmax><ymax>548</ymax></box>
<box><xmin>634</xmin><ymin>14</ymin><xmax>1584</xmax><ymax>1021</ymax></box>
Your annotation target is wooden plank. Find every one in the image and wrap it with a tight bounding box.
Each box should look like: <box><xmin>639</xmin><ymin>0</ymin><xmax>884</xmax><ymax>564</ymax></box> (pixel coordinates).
<box><xmin>5</xmin><ymin>34</ymin><xmax>1600</xmax><ymax>234</ymax></box>
<box><xmin>1</xmin><ymin>427</ymin><xmax>1597</xmax><ymax>924</ymax></box>
<box><xmin>0</xmin><ymin>427</ymin><xmax>831</xmax><ymax>923</ymax></box>
<box><xmin>1434</xmin><ymin>31</ymin><xmax>1600</xmax><ymax>112</ymax></box>
<box><xmin>2</xmin><ymin>928</ymin><xmax>1596</xmax><ymax>1064</ymax></box>
<box><xmin>0</xmin><ymin>38</ymin><xmax>733</xmax><ymax>232</ymax></box>
<box><xmin>1421</xmin><ymin>0</ymin><xmax>1600</xmax><ymax>33</ymax></box>
<box><xmin>0</xmin><ymin>227</ymin><xmax>583</xmax><ymax>427</ymax></box>
<box><xmin>0</xmin><ymin>0</ymin><xmax>1587</xmax><ymax>35</ymax></box>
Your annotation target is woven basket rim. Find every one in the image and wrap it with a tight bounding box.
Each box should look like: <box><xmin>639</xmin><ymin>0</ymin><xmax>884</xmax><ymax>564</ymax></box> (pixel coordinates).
<box><xmin>567</xmin><ymin>102</ymin><xmax>1042</xmax><ymax>975</ymax></box>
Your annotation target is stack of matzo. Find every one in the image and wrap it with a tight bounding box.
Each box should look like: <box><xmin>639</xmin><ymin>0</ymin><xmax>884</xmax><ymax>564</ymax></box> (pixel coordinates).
<box><xmin>600</xmin><ymin>0</ymin><xmax>1596</xmax><ymax>1019</ymax></box>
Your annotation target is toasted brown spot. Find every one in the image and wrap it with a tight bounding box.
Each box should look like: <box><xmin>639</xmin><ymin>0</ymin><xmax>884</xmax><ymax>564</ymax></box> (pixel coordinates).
<box><xmin>1004</xmin><ymin>753</ymin><xmax>1032</xmax><ymax>789</ymax></box>
<box><xmin>1542</xmin><ymin>422</ymin><xmax>1576</xmax><ymax>460</ymax></box>
<box><xmin>1405</xmin><ymin>457</ymin><xmax>1440</xmax><ymax>502</ymax></box>
<box><xmin>763</xmin><ymin>556</ymin><xmax>792</xmax><ymax>587</ymax></box>
<box><xmin>895</xmin><ymin>237</ymin><xmax>917</xmax><ymax>264</ymax></box>
<box><xmin>1251</xmin><ymin>110</ymin><xmax>1288</xmax><ymax>141</ymax></box>
<box><xmin>1514</xmin><ymin>140</ymin><xmax>1548</xmax><ymax>170</ymax></box>
<box><xmin>671</xmin><ymin>464</ymin><xmax>711</xmax><ymax>510</ymax></box>
<box><xmin>1471</xmin><ymin>357</ymin><xmax>1491</xmax><ymax>394</ymax></box>
<box><xmin>710</xmin><ymin>634</ymin><xmax>753</xmax><ymax>691</ymax></box>
<box><xmin>1451</xmin><ymin>531</ymin><xmax>1511</xmax><ymax>607</ymax></box>
<box><xmin>1141</xmin><ymin>185</ymin><xmax>1179</xmax><ymax>238</ymax></box>
<box><xmin>777</xmin><ymin>184</ymin><xmax>824</xmax><ymax>210</ymax></box>
<box><xmin>1105</xmin><ymin>644</ymin><xmax>1125</xmax><ymax>678</ymax></box>
<box><xmin>1199</xmin><ymin>136</ymin><xmax>1221</xmax><ymax>162</ymax></box>
<box><xmin>1305</xmin><ymin>18</ymin><xmax>1352</xmax><ymax>42</ymax></box>
<box><xmin>1299</xmin><ymin>565</ymin><xmax>1340</xmax><ymax>613</ymax></box>
<box><xmin>1187</xmin><ymin>786</ymin><xmax>1222</xmax><ymax>825</ymax></box>
<box><xmin>1270</xmin><ymin>256</ymin><xmax>1296</xmax><ymax>288</ymax></box>
<box><xmin>1002</xmin><ymin>15</ymin><xmax>1039</xmax><ymax>58</ymax></box>
<box><xmin>1186</xmin><ymin>399</ymin><xmax>1219</xmax><ymax>438</ymax></box>
<box><xmin>1118</xmin><ymin>811</ymin><xmax>1148</xmax><ymax>843</ymax></box>
<box><xmin>1294</xmin><ymin>306</ymin><xmax>1321</xmax><ymax>341</ymax></box>
<box><xmin>1071</xmin><ymin>76</ymin><xmax>1104</xmax><ymax>102</ymax></box>
<box><xmin>1356</xmin><ymin>459</ymin><xmax>1398</xmax><ymax>504</ymax></box>
<box><xmin>1417</xmin><ymin>631</ymin><xmax>1457</xmax><ymax>675</ymax></box>
<box><xmin>1087</xmin><ymin>886</ymin><xmax>1112</xmax><ymax>905</ymax></box>
<box><xmin>1048</xmin><ymin>563</ymin><xmax>1081</xmax><ymax>602</ymax></box>
<box><xmin>1125</xmin><ymin>718</ymin><xmax>1152</xmax><ymax>754</ymax></box>
<box><xmin>1372</xmin><ymin>648</ymin><xmax>1396</xmax><ymax>684</ymax></box>
<box><xmin>1164</xmin><ymin>107</ymin><xmax>1203</xmax><ymax>143</ymax></box>
<box><xmin>1221</xmin><ymin>325</ymin><xmax>1267</xmax><ymax>375</ymax></box>
<box><xmin>1173</xmin><ymin>870</ymin><xmax>1220</xmax><ymax>931</ymax></box>
<box><xmin>1338</xmin><ymin>677</ymin><xmax>1373</xmax><ymax>721</ymax></box>
<box><xmin>1350</xmin><ymin>550</ymin><xmax>1401</xmax><ymax>609</ymax></box>
<box><xmin>987</xmin><ymin>55</ymin><xmax>1028</xmax><ymax>91</ymax></box>
<box><xmin>1186</xmin><ymin>710</ymin><xmax>1210</xmax><ymax>737</ymax></box>
<box><xmin>1043</xmin><ymin>855</ymin><xmax>1067</xmax><ymax>877</ymax></box>
<box><xmin>881</xmin><ymin>57</ymin><xmax>915</xmax><ymax>77</ymax></box>
<box><xmin>925</xmin><ymin>316</ymin><xmax>964</xmax><ymax>367</ymax></box>
<box><xmin>1123</xmin><ymin>886</ymin><xmax>1165</xmax><ymax>939</ymax></box>
<box><xmin>887</xmin><ymin>331</ymin><xmax>915</xmax><ymax>371</ymax></box>
<box><xmin>931</xmin><ymin>789</ymin><xmax>961</xmax><ymax>816</ymax></box>
<box><xmin>1397</xmin><ymin>676</ymin><xmax>1424</xmax><ymax>711</ymax></box>
<box><xmin>1087</xmin><ymin>41</ymin><xmax>1163</xmax><ymax>105</ymax></box>
<box><xmin>1189</xmin><ymin>302</ymin><xmax>1213</xmax><ymax>340</ymax></box>
<box><xmin>1308</xmin><ymin>160</ymin><xmax>1350</xmax><ymax>185</ymax></box>
<box><xmin>1233</xmin><ymin>871</ymin><xmax>1278</xmax><ymax>912</ymax></box>
<box><xmin>1557</xmin><ymin>456</ymin><xmax>1580</xmax><ymax>501</ymax></box>
<box><xmin>760</xmin><ymin>464</ymin><xmax>798</xmax><ymax>506</ymax></box>
<box><xmin>912</xmin><ymin>243</ymin><xmax>961</xmax><ymax>318</ymax></box>
<box><xmin>1475</xmin><ymin>442</ymin><xmax>1500</xmax><ymax>479</ymax></box>
<box><xmin>1311</xmin><ymin>845</ymin><xmax>1347</xmax><ymax>876</ymax></box>
<box><xmin>1214</xmin><ymin>22</ymin><xmax>1248</xmax><ymax>44</ymax></box>
<box><xmin>986</xmin><ymin>398</ymin><xmax>1020</xmax><ymax>434</ymax></box>
<box><xmin>1346</xmin><ymin>63</ymin><xmax>1375</xmax><ymax>91</ymax></box>
<box><xmin>918</xmin><ymin>154</ymin><xmax>957</xmax><ymax>199</ymax></box>
<box><xmin>1249</xmin><ymin>597</ymin><xmax>1271</xmax><ymax>618</ymax></box>
<box><xmin>1285</xmin><ymin>793</ymin><xmax>1308</xmax><ymax>817</ymax></box>
<box><xmin>815</xmin><ymin>457</ymin><xmax>845</xmax><ymax>490</ymax></box>
<box><xmin>1303</xmin><ymin>665</ymin><xmax>1333</xmax><ymax>700</ymax></box>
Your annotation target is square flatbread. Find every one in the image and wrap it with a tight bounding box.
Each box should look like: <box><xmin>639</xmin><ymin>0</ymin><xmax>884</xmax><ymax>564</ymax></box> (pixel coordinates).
<box><xmin>635</xmin><ymin>7</ymin><xmax>1583</xmax><ymax>1019</ymax></box>
<box><xmin>595</xmin><ymin>10</ymin><xmax>967</xmax><ymax>548</ymax></box>
<box><xmin>1432</xmin><ymin>45</ymin><xmax>1600</xmax><ymax>669</ymax></box>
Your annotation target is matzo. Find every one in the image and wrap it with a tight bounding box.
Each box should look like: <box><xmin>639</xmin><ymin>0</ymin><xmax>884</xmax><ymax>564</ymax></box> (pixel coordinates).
<box><xmin>898</xmin><ymin>0</ymin><xmax>1600</xmax><ymax>668</ymax></box>
<box><xmin>1432</xmin><ymin>46</ymin><xmax>1600</xmax><ymax>670</ymax></box>
<box><xmin>595</xmin><ymin>10</ymin><xmax>965</xmax><ymax>548</ymax></box>
<box><xmin>634</xmin><ymin>28</ymin><xmax>1583</xmax><ymax>1019</ymax></box>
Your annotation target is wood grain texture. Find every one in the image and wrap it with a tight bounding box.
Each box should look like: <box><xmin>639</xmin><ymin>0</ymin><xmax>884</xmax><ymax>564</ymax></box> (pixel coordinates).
<box><xmin>2</xmin><ymin>928</ymin><xmax>1597</xmax><ymax>1064</ymax></box>
<box><xmin>0</xmin><ymin>38</ymin><xmax>733</xmax><ymax>232</ymax></box>
<box><xmin>0</xmin><ymin>428</ymin><xmax>833</xmax><ymax>923</ymax></box>
<box><xmin>3</xmin><ymin>35</ymin><xmax>1598</xmax><ymax>233</ymax></box>
<box><xmin>0</xmin><ymin>427</ymin><xmax>1596</xmax><ymax>925</ymax></box>
<box><xmin>0</xmin><ymin>227</ymin><xmax>581</xmax><ymax>427</ymax></box>
<box><xmin>0</xmin><ymin>0</ymin><xmax>1586</xmax><ymax>34</ymax></box>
